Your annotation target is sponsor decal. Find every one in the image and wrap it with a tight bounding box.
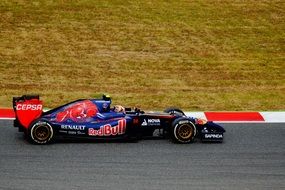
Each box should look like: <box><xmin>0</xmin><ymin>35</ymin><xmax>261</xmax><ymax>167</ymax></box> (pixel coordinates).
<box><xmin>141</xmin><ymin>119</ymin><xmax>147</xmax><ymax>126</ymax></box>
<box><xmin>56</xmin><ymin>100</ymin><xmax>98</xmax><ymax>122</ymax></box>
<box><xmin>141</xmin><ymin>119</ymin><xmax>160</xmax><ymax>126</ymax></box>
<box><xmin>59</xmin><ymin>130</ymin><xmax>68</xmax><ymax>134</ymax></box>
<box><xmin>204</xmin><ymin>134</ymin><xmax>223</xmax><ymax>139</ymax></box>
<box><xmin>59</xmin><ymin>130</ymin><xmax>86</xmax><ymax>135</ymax></box>
<box><xmin>16</xmin><ymin>104</ymin><xmax>42</xmax><ymax>111</ymax></box>
<box><xmin>68</xmin><ymin>131</ymin><xmax>77</xmax><ymax>135</ymax></box>
<box><xmin>178</xmin><ymin>120</ymin><xmax>189</xmax><ymax>125</ymax></box>
<box><xmin>76</xmin><ymin>131</ymin><xmax>85</xmax><ymax>135</ymax></box>
<box><xmin>60</xmin><ymin>125</ymin><xmax>86</xmax><ymax>131</ymax></box>
<box><xmin>15</xmin><ymin>101</ymin><xmax>43</xmax><ymax>128</ymax></box>
<box><xmin>88</xmin><ymin>119</ymin><xmax>126</xmax><ymax>136</ymax></box>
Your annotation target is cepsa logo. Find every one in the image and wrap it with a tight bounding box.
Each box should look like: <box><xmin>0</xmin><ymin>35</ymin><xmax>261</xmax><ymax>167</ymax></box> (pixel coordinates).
<box><xmin>88</xmin><ymin>119</ymin><xmax>126</xmax><ymax>136</ymax></box>
<box><xmin>16</xmin><ymin>104</ymin><xmax>42</xmax><ymax>111</ymax></box>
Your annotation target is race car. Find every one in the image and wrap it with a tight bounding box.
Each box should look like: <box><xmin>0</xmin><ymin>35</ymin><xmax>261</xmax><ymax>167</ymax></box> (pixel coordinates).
<box><xmin>12</xmin><ymin>94</ymin><xmax>225</xmax><ymax>144</ymax></box>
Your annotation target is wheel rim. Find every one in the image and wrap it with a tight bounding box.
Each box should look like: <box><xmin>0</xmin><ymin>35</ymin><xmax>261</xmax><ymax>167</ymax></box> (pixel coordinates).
<box><xmin>33</xmin><ymin>124</ymin><xmax>51</xmax><ymax>142</ymax></box>
<box><xmin>177</xmin><ymin>124</ymin><xmax>193</xmax><ymax>140</ymax></box>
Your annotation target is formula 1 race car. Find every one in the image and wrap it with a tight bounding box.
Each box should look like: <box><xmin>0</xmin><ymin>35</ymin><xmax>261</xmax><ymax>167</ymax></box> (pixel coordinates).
<box><xmin>13</xmin><ymin>95</ymin><xmax>225</xmax><ymax>144</ymax></box>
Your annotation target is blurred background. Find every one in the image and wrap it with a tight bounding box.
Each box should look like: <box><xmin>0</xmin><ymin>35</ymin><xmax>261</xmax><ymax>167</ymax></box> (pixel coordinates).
<box><xmin>0</xmin><ymin>0</ymin><xmax>284</xmax><ymax>110</ymax></box>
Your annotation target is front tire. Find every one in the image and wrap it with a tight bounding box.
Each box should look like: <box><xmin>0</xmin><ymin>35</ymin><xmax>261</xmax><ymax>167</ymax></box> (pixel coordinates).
<box><xmin>171</xmin><ymin>118</ymin><xmax>196</xmax><ymax>143</ymax></box>
<box><xmin>28</xmin><ymin>120</ymin><xmax>54</xmax><ymax>144</ymax></box>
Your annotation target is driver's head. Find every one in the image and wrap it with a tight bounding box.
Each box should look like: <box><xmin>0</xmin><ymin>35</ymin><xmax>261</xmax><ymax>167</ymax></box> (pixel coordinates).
<box><xmin>114</xmin><ymin>105</ymin><xmax>125</xmax><ymax>113</ymax></box>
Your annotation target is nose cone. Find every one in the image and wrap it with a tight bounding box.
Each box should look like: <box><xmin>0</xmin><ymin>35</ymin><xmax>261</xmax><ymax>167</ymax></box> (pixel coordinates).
<box><xmin>207</xmin><ymin>121</ymin><xmax>226</xmax><ymax>133</ymax></box>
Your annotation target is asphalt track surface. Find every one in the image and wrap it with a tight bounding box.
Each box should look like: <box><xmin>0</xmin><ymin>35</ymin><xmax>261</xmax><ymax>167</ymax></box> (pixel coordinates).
<box><xmin>0</xmin><ymin>120</ymin><xmax>284</xmax><ymax>190</ymax></box>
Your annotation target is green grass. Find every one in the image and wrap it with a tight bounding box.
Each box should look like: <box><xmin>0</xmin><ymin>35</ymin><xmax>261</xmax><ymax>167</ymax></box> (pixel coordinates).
<box><xmin>0</xmin><ymin>0</ymin><xmax>284</xmax><ymax>111</ymax></box>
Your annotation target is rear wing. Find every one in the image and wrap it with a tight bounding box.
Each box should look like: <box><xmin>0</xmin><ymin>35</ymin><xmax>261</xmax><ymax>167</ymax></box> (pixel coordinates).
<box><xmin>13</xmin><ymin>95</ymin><xmax>43</xmax><ymax>130</ymax></box>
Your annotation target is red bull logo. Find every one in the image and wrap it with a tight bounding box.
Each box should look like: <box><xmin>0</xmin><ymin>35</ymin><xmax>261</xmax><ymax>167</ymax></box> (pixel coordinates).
<box><xmin>88</xmin><ymin>119</ymin><xmax>126</xmax><ymax>136</ymax></box>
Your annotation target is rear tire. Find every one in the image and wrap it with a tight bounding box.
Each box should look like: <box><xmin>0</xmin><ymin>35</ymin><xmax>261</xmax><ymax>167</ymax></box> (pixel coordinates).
<box><xmin>170</xmin><ymin>118</ymin><xmax>196</xmax><ymax>144</ymax></box>
<box><xmin>28</xmin><ymin>120</ymin><xmax>54</xmax><ymax>145</ymax></box>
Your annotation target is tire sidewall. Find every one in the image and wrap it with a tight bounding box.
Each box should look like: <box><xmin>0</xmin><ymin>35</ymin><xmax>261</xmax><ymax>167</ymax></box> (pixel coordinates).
<box><xmin>28</xmin><ymin>120</ymin><xmax>54</xmax><ymax>144</ymax></box>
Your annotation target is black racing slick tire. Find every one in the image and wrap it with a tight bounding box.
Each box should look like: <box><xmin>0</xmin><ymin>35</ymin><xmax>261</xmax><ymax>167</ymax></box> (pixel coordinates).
<box><xmin>27</xmin><ymin>120</ymin><xmax>54</xmax><ymax>145</ymax></box>
<box><xmin>164</xmin><ymin>107</ymin><xmax>186</xmax><ymax>116</ymax></box>
<box><xmin>170</xmin><ymin>118</ymin><xmax>196</xmax><ymax>144</ymax></box>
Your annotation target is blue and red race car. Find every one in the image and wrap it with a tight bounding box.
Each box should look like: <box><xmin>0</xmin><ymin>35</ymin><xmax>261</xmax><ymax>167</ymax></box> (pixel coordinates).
<box><xmin>13</xmin><ymin>95</ymin><xmax>225</xmax><ymax>144</ymax></box>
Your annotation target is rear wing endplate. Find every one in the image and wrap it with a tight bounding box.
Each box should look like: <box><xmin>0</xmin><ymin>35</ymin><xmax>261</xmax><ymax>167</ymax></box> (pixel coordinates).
<box><xmin>13</xmin><ymin>95</ymin><xmax>43</xmax><ymax>130</ymax></box>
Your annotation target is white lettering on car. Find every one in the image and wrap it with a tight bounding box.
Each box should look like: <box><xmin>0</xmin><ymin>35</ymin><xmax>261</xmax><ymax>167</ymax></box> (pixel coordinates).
<box><xmin>60</xmin><ymin>125</ymin><xmax>86</xmax><ymax>131</ymax></box>
<box><xmin>204</xmin><ymin>134</ymin><xmax>223</xmax><ymax>138</ymax></box>
<box><xmin>16</xmin><ymin>104</ymin><xmax>42</xmax><ymax>111</ymax></box>
<box><xmin>88</xmin><ymin>119</ymin><xmax>126</xmax><ymax>136</ymax></box>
